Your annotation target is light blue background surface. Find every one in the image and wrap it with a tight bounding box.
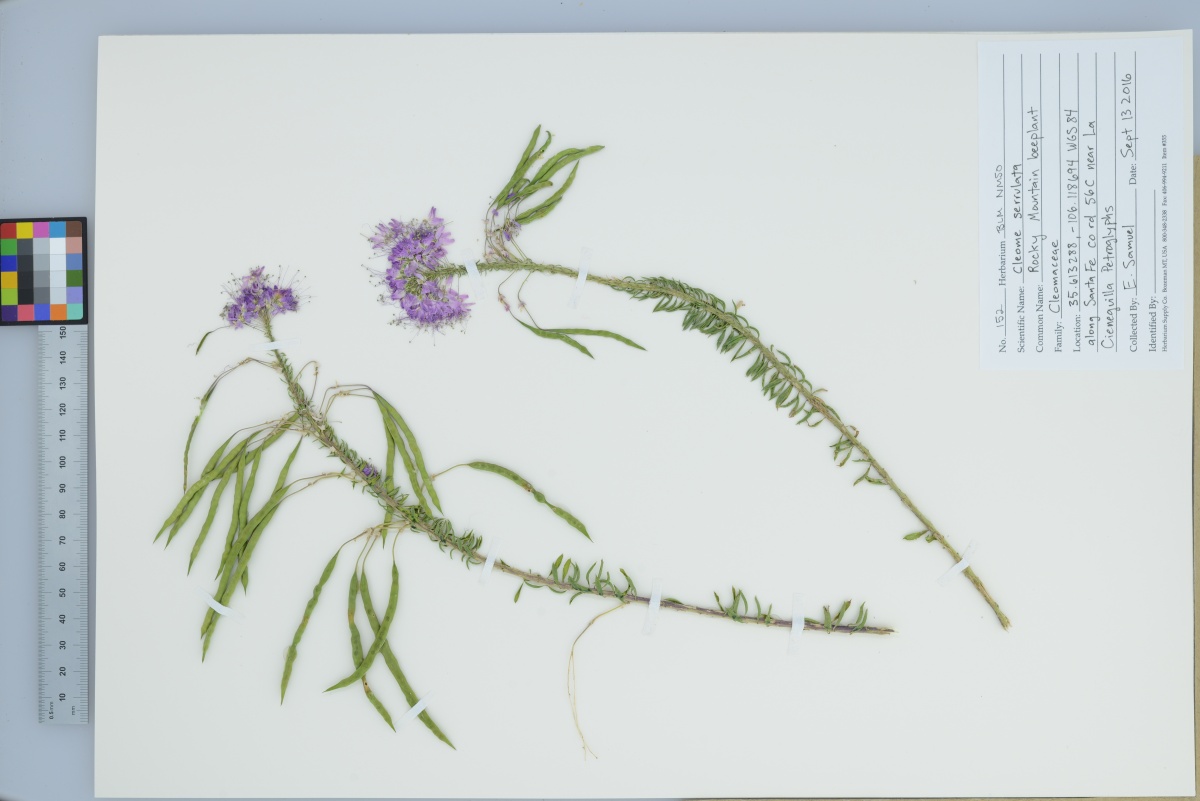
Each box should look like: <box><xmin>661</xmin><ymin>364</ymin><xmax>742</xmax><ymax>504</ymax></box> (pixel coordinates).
<box><xmin>0</xmin><ymin>2</ymin><xmax>1196</xmax><ymax>800</ymax></box>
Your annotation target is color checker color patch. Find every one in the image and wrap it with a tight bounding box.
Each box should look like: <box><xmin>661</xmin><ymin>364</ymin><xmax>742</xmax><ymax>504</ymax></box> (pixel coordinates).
<box><xmin>0</xmin><ymin>218</ymin><xmax>88</xmax><ymax>325</ymax></box>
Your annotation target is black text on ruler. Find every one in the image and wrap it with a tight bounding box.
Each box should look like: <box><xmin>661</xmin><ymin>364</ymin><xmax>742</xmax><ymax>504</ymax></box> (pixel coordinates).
<box><xmin>37</xmin><ymin>323</ymin><xmax>89</xmax><ymax>724</ymax></box>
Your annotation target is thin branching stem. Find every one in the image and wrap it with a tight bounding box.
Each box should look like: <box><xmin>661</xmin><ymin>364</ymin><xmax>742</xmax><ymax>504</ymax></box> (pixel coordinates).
<box><xmin>427</xmin><ymin>260</ymin><xmax>1009</xmax><ymax>629</ymax></box>
<box><xmin>264</xmin><ymin>349</ymin><xmax>891</xmax><ymax>636</ymax></box>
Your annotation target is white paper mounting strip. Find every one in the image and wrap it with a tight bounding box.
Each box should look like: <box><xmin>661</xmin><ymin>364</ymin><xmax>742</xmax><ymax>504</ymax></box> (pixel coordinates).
<box><xmin>641</xmin><ymin>578</ymin><xmax>663</xmax><ymax>635</ymax></box>
<box><xmin>398</xmin><ymin>692</ymin><xmax>434</xmax><ymax>727</ymax></box>
<box><xmin>937</xmin><ymin>541</ymin><xmax>978</xmax><ymax>586</ymax></box>
<box><xmin>195</xmin><ymin>586</ymin><xmax>243</xmax><ymax>619</ymax></box>
<box><xmin>247</xmin><ymin>338</ymin><xmax>302</xmax><ymax>353</ymax></box>
<box><xmin>568</xmin><ymin>247</ymin><xmax>591</xmax><ymax>308</ymax></box>
<box><xmin>479</xmin><ymin>538</ymin><xmax>501</xmax><ymax>584</ymax></box>
<box><xmin>464</xmin><ymin>260</ymin><xmax>483</xmax><ymax>296</ymax></box>
<box><xmin>788</xmin><ymin>593</ymin><xmax>804</xmax><ymax>655</ymax></box>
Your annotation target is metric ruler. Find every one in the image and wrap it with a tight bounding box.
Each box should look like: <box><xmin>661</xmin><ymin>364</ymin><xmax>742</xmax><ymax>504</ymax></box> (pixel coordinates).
<box><xmin>36</xmin><ymin>323</ymin><xmax>90</xmax><ymax>723</ymax></box>
<box><xmin>1</xmin><ymin>217</ymin><xmax>91</xmax><ymax>723</ymax></box>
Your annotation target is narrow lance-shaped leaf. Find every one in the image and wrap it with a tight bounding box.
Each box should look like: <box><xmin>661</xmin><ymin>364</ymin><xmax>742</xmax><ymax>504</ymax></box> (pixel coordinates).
<box><xmin>462</xmin><ymin>461</ymin><xmax>590</xmax><ymax>540</ymax></box>
<box><xmin>194</xmin><ymin>326</ymin><xmax>220</xmax><ymax>356</ymax></box>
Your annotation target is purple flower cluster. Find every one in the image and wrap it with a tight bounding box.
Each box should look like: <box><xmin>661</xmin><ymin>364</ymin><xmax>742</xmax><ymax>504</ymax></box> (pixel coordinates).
<box><xmin>221</xmin><ymin>266</ymin><xmax>299</xmax><ymax>329</ymax></box>
<box><xmin>369</xmin><ymin>208</ymin><xmax>471</xmax><ymax>329</ymax></box>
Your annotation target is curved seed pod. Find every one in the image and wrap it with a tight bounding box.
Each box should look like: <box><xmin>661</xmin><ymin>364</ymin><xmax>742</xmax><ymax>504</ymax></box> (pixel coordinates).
<box><xmin>325</xmin><ymin>561</ymin><xmax>398</xmax><ymax>692</ymax></box>
<box><xmin>214</xmin><ymin>450</ymin><xmax>248</xmax><ymax>581</ymax></box>
<box><xmin>361</xmin><ymin>571</ymin><xmax>453</xmax><ymax>748</ymax></box>
<box><xmin>346</xmin><ymin>570</ymin><xmax>394</xmax><ymax>729</ymax></box>
<box><xmin>187</xmin><ymin>468</ymin><xmax>233</xmax><ymax>574</ymax></box>
<box><xmin>281</xmin><ymin>549</ymin><xmax>340</xmax><ymax>702</ymax></box>
<box><xmin>346</xmin><ymin>571</ymin><xmax>363</xmax><ymax>663</ymax></box>
<box><xmin>542</xmin><ymin>327</ymin><xmax>645</xmax><ymax>351</ymax></box>
<box><xmin>514</xmin><ymin>319</ymin><xmax>592</xmax><ymax>358</ymax></box>
<box><xmin>462</xmin><ymin>461</ymin><xmax>590</xmax><ymax>540</ymax></box>
<box><xmin>374</xmin><ymin>392</ymin><xmax>440</xmax><ymax>513</ymax></box>
<box><xmin>203</xmin><ymin>439</ymin><xmax>304</xmax><ymax>653</ymax></box>
<box><xmin>381</xmin><ymin>414</ymin><xmax>423</xmax><ymax>515</ymax></box>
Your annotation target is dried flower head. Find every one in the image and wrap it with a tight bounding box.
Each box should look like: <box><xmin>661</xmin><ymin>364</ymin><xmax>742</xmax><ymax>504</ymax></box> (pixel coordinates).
<box><xmin>222</xmin><ymin>266</ymin><xmax>300</xmax><ymax>329</ymax></box>
<box><xmin>369</xmin><ymin>208</ymin><xmax>471</xmax><ymax>330</ymax></box>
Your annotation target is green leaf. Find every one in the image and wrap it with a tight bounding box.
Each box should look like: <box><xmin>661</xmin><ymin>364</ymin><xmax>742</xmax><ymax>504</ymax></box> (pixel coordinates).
<box><xmin>852</xmin><ymin>603</ymin><xmax>868</xmax><ymax>632</ymax></box>
<box><xmin>832</xmin><ymin>600</ymin><xmax>851</xmax><ymax>626</ymax></box>
<box><xmin>514</xmin><ymin>318</ymin><xmax>593</xmax><ymax>358</ymax></box>
<box><xmin>194</xmin><ymin>326</ymin><xmax>220</xmax><ymax>355</ymax></box>
<box><xmin>462</xmin><ymin>461</ymin><xmax>590</xmax><ymax>540</ymax></box>
<box><xmin>281</xmin><ymin>550</ymin><xmax>339</xmax><ymax>703</ymax></box>
<box><xmin>903</xmin><ymin>530</ymin><xmax>928</xmax><ymax>541</ymax></box>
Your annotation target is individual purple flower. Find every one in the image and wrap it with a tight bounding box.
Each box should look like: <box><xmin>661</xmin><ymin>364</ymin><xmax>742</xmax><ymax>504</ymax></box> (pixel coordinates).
<box><xmin>368</xmin><ymin>208</ymin><xmax>471</xmax><ymax>330</ymax></box>
<box><xmin>221</xmin><ymin>266</ymin><xmax>301</xmax><ymax>329</ymax></box>
<box><xmin>361</xmin><ymin>463</ymin><xmax>377</xmax><ymax>479</ymax></box>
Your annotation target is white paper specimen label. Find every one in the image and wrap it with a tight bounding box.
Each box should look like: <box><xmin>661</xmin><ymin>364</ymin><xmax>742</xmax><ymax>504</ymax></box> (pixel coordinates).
<box><xmin>978</xmin><ymin>37</ymin><xmax>1188</xmax><ymax>369</ymax></box>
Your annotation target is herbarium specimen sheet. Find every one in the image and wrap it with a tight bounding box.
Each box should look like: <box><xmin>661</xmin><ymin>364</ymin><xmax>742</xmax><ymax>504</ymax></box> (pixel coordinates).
<box><xmin>94</xmin><ymin>32</ymin><xmax>1194</xmax><ymax>798</ymax></box>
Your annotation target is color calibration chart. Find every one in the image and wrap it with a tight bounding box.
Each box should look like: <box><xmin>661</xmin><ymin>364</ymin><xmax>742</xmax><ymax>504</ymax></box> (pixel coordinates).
<box><xmin>0</xmin><ymin>216</ymin><xmax>91</xmax><ymax>721</ymax></box>
<box><xmin>0</xmin><ymin>218</ymin><xmax>88</xmax><ymax>324</ymax></box>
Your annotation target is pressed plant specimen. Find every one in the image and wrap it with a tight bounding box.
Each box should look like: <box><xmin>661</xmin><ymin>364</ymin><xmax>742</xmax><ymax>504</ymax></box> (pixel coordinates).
<box><xmin>158</xmin><ymin>265</ymin><xmax>889</xmax><ymax>746</ymax></box>
<box><xmin>370</xmin><ymin>126</ymin><xmax>1009</xmax><ymax>630</ymax></box>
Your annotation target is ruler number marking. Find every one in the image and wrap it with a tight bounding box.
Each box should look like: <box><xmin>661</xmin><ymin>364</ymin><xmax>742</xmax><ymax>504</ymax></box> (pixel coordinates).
<box><xmin>37</xmin><ymin>324</ymin><xmax>89</xmax><ymax>724</ymax></box>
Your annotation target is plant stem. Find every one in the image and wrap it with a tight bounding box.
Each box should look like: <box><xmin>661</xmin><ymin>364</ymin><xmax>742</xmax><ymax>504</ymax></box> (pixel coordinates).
<box><xmin>430</xmin><ymin>260</ymin><xmax>1009</xmax><ymax>630</ymax></box>
<box><xmin>266</xmin><ymin>351</ymin><xmax>891</xmax><ymax>636</ymax></box>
